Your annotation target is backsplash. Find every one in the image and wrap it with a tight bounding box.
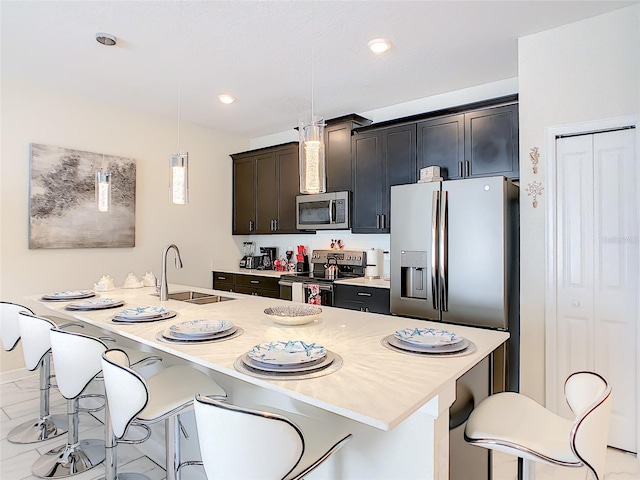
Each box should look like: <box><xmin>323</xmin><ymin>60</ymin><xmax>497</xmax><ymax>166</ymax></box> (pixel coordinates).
<box><xmin>225</xmin><ymin>231</ymin><xmax>390</xmax><ymax>269</ymax></box>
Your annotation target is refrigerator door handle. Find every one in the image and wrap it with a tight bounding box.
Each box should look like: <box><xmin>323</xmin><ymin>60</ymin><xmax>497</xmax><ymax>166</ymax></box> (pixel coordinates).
<box><xmin>431</xmin><ymin>190</ymin><xmax>439</xmax><ymax>310</ymax></box>
<box><xmin>440</xmin><ymin>190</ymin><xmax>448</xmax><ymax>311</ymax></box>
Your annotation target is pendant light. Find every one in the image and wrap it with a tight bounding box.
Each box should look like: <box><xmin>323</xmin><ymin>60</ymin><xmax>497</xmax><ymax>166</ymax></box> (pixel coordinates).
<box><xmin>299</xmin><ymin>5</ymin><xmax>326</xmax><ymax>195</ymax></box>
<box><xmin>170</xmin><ymin>88</ymin><xmax>189</xmax><ymax>205</ymax></box>
<box><xmin>170</xmin><ymin>3</ymin><xmax>188</xmax><ymax>205</ymax></box>
<box><xmin>96</xmin><ymin>155</ymin><xmax>111</xmax><ymax>213</ymax></box>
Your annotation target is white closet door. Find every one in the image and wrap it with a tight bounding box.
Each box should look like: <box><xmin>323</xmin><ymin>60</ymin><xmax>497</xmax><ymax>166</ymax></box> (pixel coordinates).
<box><xmin>554</xmin><ymin>129</ymin><xmax>637</xmax><ymax>452</ymax></box>
<box><xmin>555</xmin><ymin>135</ymin><xmax>595</xmax><ymax>419</ymax></box>
<box><xmin>592</xmin><ymin>129</ymin><xmax>637</xmax><ymax>452</ymax></box>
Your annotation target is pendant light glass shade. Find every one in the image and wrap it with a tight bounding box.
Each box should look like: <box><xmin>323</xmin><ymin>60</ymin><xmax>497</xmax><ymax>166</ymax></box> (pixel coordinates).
<box><xmin>299</xmin><ymin>115</ymin><xmax>326</xmax><ymax>194</ymax></box>
<box><xmin>95</xmin><ymin>169</ymin><xmax>111</xmax><ymax>213</ymax></box>
<box><xmin>170</xmin><ymin>153</ymin><xmax>189</xmax><ymax>205</ymax></box>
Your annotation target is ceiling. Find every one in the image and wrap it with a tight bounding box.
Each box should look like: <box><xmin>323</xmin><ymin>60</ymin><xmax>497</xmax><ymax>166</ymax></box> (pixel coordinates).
<box><xmin>1</xmin><ymin>1</ymin><xmax>635</xmax><ymax>139</ymax></box>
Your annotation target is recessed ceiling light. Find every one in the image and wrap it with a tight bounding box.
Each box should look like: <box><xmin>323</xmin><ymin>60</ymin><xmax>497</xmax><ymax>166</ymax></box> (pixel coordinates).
<box><xmin>367</xmin><ymin>38</ymin><xmax>391</xmax><ymax>55</ymax></box>
<box><xmin>218</xmin><ymin>94</ymin><xmax>236</xmax><ymax>105</ymax></box>
<box><xmin>96</xmin><ymin>32</ymin><xmax>117</xmax><ymax>46</ymax></box>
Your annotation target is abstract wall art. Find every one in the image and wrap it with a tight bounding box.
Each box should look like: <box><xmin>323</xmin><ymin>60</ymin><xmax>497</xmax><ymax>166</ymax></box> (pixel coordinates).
<box><xmin>29</xmin><ymin>144</ymin><xmax>136</xmax><ymax>249</ymax></box>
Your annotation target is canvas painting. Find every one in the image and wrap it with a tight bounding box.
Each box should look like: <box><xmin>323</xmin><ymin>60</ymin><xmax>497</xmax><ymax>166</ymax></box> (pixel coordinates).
<box><xmin>29</xmin><ymin>144</ymin><xmax>136</xmax><ymax>249</ymax></box>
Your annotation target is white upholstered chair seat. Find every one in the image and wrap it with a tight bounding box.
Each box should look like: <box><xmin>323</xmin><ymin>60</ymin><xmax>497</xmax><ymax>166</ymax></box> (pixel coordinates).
<box><xmin>194</xmin><ymin>395</ymin><xmax>352</xmax><ymax>480</ymax></box>
<box><xmin>465</xmin><ymin>371</ymin><xmax>612</xmax><ymax>480</ymax></box>
<box><xmin>137</xmin><ymin>365</ymin><xmax>224</xmax><ymax>422</ymax></box>
<box><xmin>101</xmin><ymin>349</ymin><xmax>226</xmax><ymax>480</ymax></box>
<box><xmin>465</xmin><ymin>392</ymin><xmax>580</xmax><ymax>466</ymax></box>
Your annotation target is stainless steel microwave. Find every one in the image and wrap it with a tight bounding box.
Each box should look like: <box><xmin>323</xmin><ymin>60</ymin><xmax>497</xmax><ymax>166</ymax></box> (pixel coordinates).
<box><xmin>296</xmin><ymin>191</ymin><xmax>350</xmax><ymax>230</ymax></box>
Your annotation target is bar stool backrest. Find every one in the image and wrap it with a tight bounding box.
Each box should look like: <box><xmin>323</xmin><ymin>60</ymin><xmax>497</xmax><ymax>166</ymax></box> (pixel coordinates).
<box><xmin>50</xmin><ymin>328</ymin><xmax>107</xmax><ymax>400</ymax></box>
<box><xmin>565</xmin><ymin>371</ymin><xmax>612</xmax><ymax>480</ymax></box>
<box><xmin>18</xmin><ymin>312</ymin><xmax>56</xmax><ymax>371</ymax></box>
<box><xmin>194</xmin><ymin>394</ymin><xmax>304</xmax><ymax>480</ymax></box>
<box><xmin>1</xmin><ymin>302</ymin><xmax>33</xmax><ymax>352</ymax></box>
<box><xmin>100</xmin><ymin>349</ymin><xmax>149</xmax><ymax>439</ymax></box>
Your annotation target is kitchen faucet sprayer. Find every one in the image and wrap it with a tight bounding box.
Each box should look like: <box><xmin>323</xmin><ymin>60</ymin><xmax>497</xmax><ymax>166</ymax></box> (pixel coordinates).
<box><xmin>160</xmin><ymin>244</ymin><xmax>183</xmax><ymax>302</ymax></box>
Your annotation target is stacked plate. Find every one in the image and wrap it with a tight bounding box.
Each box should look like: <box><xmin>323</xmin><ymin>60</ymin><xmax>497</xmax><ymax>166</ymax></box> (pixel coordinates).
<box><xmin>241</xmin><ymin>340</ymin><xmax>334</xmax><ymax>373</ymax></box>
<box><xmin>388</xmin><ymin>327</ymin><xmax>469</xmax><ymax>354</ymax></box>
<box><xmin>160</xmin><ymin>319</ymin><xmax>237</xmax><ymax>342</ymax></box>
<box><xmin>113</xmin><ymin>306</ymin><xmax>176</xmax><ymax>323</ymax></box>
<box><xmin>65</xmin><ymin>298</ymin><xmax>124</xmax><ymax>311</ymax></box>
<box><xmin>41</xmin><ymin>290</ymin><xmax>95</xmax><ymax>301</ymax></box>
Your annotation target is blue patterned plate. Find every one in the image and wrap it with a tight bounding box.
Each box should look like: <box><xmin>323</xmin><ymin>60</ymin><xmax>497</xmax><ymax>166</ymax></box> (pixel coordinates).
<box><xmin>169</xmin><ymin>319</ymin><xmax>234</xmax><ymax>338</ymax></box>
<box><xmin>394</xmin><ymin>327</ymin><xmax>463</xmax><ymax>347</ymax></box>
<box><xmin>42</xmin><ymin>290</ymin><xmax>95</xmax><ymax>301</ymax></box>
<box><xmin>66</xmin><ymin>298</ymin><xmax>124</xmax><ymax>310</ymax></box>
<box><xmin>119</xmin><ymin>306</ymin><xmax>167</xmax><ymax>320</ymax></box>
<box><xmin>247</xmin><ymin>340</ymin><xmax>326</xmax><ymax>366</ymax></box>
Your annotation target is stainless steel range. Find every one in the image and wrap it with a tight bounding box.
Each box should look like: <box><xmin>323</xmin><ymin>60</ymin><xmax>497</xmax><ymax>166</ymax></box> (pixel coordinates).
<box><xmin>279</xmin><ymin>250</ymin><xmax>366</xmax><ymax>305</ymax></box>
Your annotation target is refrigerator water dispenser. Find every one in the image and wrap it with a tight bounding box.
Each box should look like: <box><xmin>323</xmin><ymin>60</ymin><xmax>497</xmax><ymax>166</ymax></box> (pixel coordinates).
<box><xmin>400</xmin><ymin>251</ymin><xmax>428</xmax><ymax>299</ymax></box>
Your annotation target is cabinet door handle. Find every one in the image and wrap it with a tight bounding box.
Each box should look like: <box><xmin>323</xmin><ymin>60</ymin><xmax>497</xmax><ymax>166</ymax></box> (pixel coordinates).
<box><xmin>465</xmin><ymin>160</ymin><xmax>470</xmax><ymax>177</ymax></box>
<box><xmin>357</xmin><ymin>292</ymin><xmax>372</xmax><ymax>297</ymax></box>
<box><xmin>381</xmin><ymin>214</ymin><xmax>386</xmax><ymax>229</ymax></box>
<box><xmin>458</xmin><ymin>161</ymin><xmax>463</xmax><ymax>177</ymax></box>
<box><xmin>273</xmin><ymin>219</ymin><xmax>278</xmax><ymax>231</ymax></box>
<box><xmin>376</xmin><ymin>214</ymin><xmax>380</xmax><ymax>229</ymax></box>
<box><xmin>249</xmin><ymin>220</ymin><xmax>254</xmax><ymax>232</ymax></box>
<box><xmin>250</xmin><ymin>280</ymin><xmax>260</xmax><ymax>284</ymax></box>
<box><xmin>217</xmin><ymin>276</ymin><xmax>227</xmax><ymax>281</ymax></box>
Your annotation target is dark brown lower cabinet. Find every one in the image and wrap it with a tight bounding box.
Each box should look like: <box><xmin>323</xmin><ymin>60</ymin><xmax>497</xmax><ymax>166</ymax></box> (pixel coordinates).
<box><xmin>333</xmin><ymin>284</ymin><xmax>390</xmax><ymax>314</ymax></box>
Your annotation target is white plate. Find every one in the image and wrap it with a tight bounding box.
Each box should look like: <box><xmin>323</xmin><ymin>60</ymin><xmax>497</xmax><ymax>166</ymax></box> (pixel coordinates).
<box><xmin>66</xmin><ymin>298</ymin><xmax>124</xmax><ymax>310</ymax></box>
<box><xmin>386</xmin><ymin>335</ymin><xmax>470</xmax><ymax>354</ymax></box>
<box><xmin>118</xmin><ymin>306</ymin><xmax>167</xmax><ymax>320</ymax></box>
<box><xmin>161</xmin><ymin>325</ymin><xmax>238</xmax><ymax>342</ymax></box>
<box><xmin>247</xmin><ymin>340</ymin><xmax>326</xmax><ymax>366</ymax></box>
<box><xmin>42</xmin><ymin>290</ymin><xmax>95</xmax><ymax>300</ymax></box>
<box><xmin>394</xmin><ymin>327</ymin><xmax>463</xmax><ymax>347</ymax></box>
<box><xmin>112</xmin><ymin>310</ymin><xmax>177</xmax><ymax>323</ymax></box>
<box><xmin>263</xmin><ymin>305</ymin><xmax>322</xmax><ymax>326</ymax></box>
<box><xmin>242</xmin><ymin>351</ymin><xmax>334</xmax><ymax>373</ymax></box>
<box><xmin>169</xmin><ymin>319</ymin><xmax>235</xmax><ymax>338</ymax></box>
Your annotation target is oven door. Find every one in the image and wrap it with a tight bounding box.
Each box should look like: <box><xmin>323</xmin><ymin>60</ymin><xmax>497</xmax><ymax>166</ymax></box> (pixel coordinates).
<box><xmin>278</xmin><ymin>279</ymin><xmax>293</xmax><ymax>301</ymax></box>
<box><xmin>303</xmin><ymin>282</ymin><xmax>334</xmax><ymax>306</ymax></box>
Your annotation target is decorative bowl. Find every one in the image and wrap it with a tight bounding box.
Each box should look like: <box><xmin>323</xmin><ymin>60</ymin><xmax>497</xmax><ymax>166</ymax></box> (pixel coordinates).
<box><xmin>263</xmin><ymin>305</ymin><xmax>322</xmax><ymax>326</ymax></box>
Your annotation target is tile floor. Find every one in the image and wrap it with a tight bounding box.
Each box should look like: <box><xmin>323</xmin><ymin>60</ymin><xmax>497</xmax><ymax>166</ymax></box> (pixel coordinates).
<box><xmin>2</xmin><ymin>373</ymin><xmax>639</xmax><ymax>480</ymax></box>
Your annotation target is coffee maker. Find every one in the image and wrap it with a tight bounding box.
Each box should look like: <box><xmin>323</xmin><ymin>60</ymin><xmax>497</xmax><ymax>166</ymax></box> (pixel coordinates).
<box><xmin>258</xmin><ymin>247</ymin><xmax>277</xmax><ymax>270</ymax></box>
<box><xmin>239</xmin><ymin>242</ymin><xmax>255</xmax><ymax>268</ymax></box>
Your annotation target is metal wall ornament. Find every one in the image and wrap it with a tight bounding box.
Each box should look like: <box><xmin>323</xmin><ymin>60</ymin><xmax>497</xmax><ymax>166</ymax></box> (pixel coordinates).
<box><xmin>529</xmin><ymin>146</ymin><xmax>540</xmax><ymax>174</ymax></box>
<box><xmin>526</xmin><ymin>181</ymin><xmax>544</xmax><ymax>208</ymax></box>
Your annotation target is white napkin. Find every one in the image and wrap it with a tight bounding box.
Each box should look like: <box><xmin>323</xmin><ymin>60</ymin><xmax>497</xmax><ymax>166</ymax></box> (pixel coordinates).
<box><xmin>292</xmin><ymin>283</ymin><xmax>304</xmax><ymax>303</ymax></box>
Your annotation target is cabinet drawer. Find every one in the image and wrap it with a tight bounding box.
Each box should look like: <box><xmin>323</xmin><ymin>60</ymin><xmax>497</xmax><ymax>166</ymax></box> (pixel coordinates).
<box><xmin>234</xmin><ymin>274</ymin><xmax>280</xmax><ymax>292</ymax></box>
<box><xmin>334</xmin><ymin>285</ymin><xmax>390</xmax><ymax>314</ymax></box>
<box><xmin>212</xmin><ymin>271</ymin><xmax>235</xmax><ymax>291</ymax></box>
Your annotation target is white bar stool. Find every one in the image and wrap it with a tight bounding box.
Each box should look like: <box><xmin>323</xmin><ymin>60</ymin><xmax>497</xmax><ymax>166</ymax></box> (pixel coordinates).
<box><xmin>2</xmin><ymin>303</ymin><xmax>90</xmax><ymax>444</ymax></box>
<box><xmin>2</xmin><ymin>302</ymin><xmax>67</xmax><ymax>444</ymax></box>
<box><xmin>193</xmin><ymin>394</ymin><xmax>353</xmax><ymax>480</ymax></box>
<box><xmin>100</xmin><ymin>349</ymin><xmax>227</xmax><ymax>480</ymax></box>
<box><xmin>28</xmin><ymin>319</ymin><xmax>111</xmax><ymax>478</ymax></box>
<box><xmin>464</xmin><ymin>371</ymin><xmax>612</xmax><ymax>480</ymax></box>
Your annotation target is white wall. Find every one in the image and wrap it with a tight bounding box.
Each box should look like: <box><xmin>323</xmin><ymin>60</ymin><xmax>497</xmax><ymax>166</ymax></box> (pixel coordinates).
<box><xmin>0</xmin><ymin>78</ymin><xmax>249</xmax><ymax>371</ymax></box>
<box><xmin>517</xmin><ymin>4</ymin><xmax>640</xmax><ymax>402</ymax></box>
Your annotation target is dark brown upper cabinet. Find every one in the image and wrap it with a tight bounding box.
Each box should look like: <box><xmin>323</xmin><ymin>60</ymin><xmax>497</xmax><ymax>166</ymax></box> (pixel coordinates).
<box><xmin>417</xmin><ymin>103</ymin><xmax>519</xmax><ymax>180</ymax></box>
<box><xmin>324</xmin><ymin>114</ymin><xmax>372</xmax><ymax>193</ymax></box>
<box><xmin>231</xmin><ymin>142</ymin><xmax>300</xmax><ymax>235</ymax></box>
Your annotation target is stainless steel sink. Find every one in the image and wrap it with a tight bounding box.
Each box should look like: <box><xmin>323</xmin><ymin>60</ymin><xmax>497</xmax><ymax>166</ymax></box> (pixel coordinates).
<box><xmin>154</xmin><ymin>291</ymin><xmax>235</xmax><ymax>304</ymax></box>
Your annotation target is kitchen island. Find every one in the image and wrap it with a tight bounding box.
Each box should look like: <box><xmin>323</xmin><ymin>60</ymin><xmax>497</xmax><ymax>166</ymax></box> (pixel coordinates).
<box><xmin>31</xmin><ymin>284</ymin><xmax>508</xmax><ymax>479</ymax></box>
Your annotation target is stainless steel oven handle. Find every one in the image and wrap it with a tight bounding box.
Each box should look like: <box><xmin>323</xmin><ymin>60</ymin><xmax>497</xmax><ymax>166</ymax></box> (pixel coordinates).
<box><xmin>304</xmin><ymin>283</ymin><xmax>333</xmax><ymax>292</ymax></box>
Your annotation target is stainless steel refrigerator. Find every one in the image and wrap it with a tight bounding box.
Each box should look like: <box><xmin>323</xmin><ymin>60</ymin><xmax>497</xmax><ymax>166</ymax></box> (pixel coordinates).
<box><xmin>390</xmin><ymin>176</ymin><xmax>519</xmax><ymax>480</ymax></box>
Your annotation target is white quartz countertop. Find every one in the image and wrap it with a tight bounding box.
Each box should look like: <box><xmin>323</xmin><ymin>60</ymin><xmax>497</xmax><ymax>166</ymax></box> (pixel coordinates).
<box><xmin>213</xmin><ymin>268</ymin><xmax>289</xmax><ymax>277</ymax></box>
<box><xmin>31</xmin><ymin>284</ymin><xmax>508</xmax><ymax>431</ymax></box>
<box><xmin>334</xmin><ymin>277</ymin><xmax>391</xmax><ymax>289</ymax></box>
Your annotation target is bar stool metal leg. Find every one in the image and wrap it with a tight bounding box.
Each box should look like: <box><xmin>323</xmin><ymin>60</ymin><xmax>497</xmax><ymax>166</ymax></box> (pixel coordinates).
<box><xmin>101</xmin><ymin>398</ymin><xmax>150</xmax><ymax>480</ymax></box>
<box><xmin>32</xmin><ymin>397</ymin><xmax>106</xmax><ymax>478</ymax></box>
<box><xmin>8</xmin><ymin>355</ymin><xmax>67</xmax><ymax>444</ymax></box>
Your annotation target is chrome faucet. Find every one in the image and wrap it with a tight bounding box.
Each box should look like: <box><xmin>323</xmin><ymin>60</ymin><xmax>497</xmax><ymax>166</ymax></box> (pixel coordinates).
<box><xmin>160</xmin><ymin>244</ymin><xmax>183</xmax><ymax>301</ymax></box>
